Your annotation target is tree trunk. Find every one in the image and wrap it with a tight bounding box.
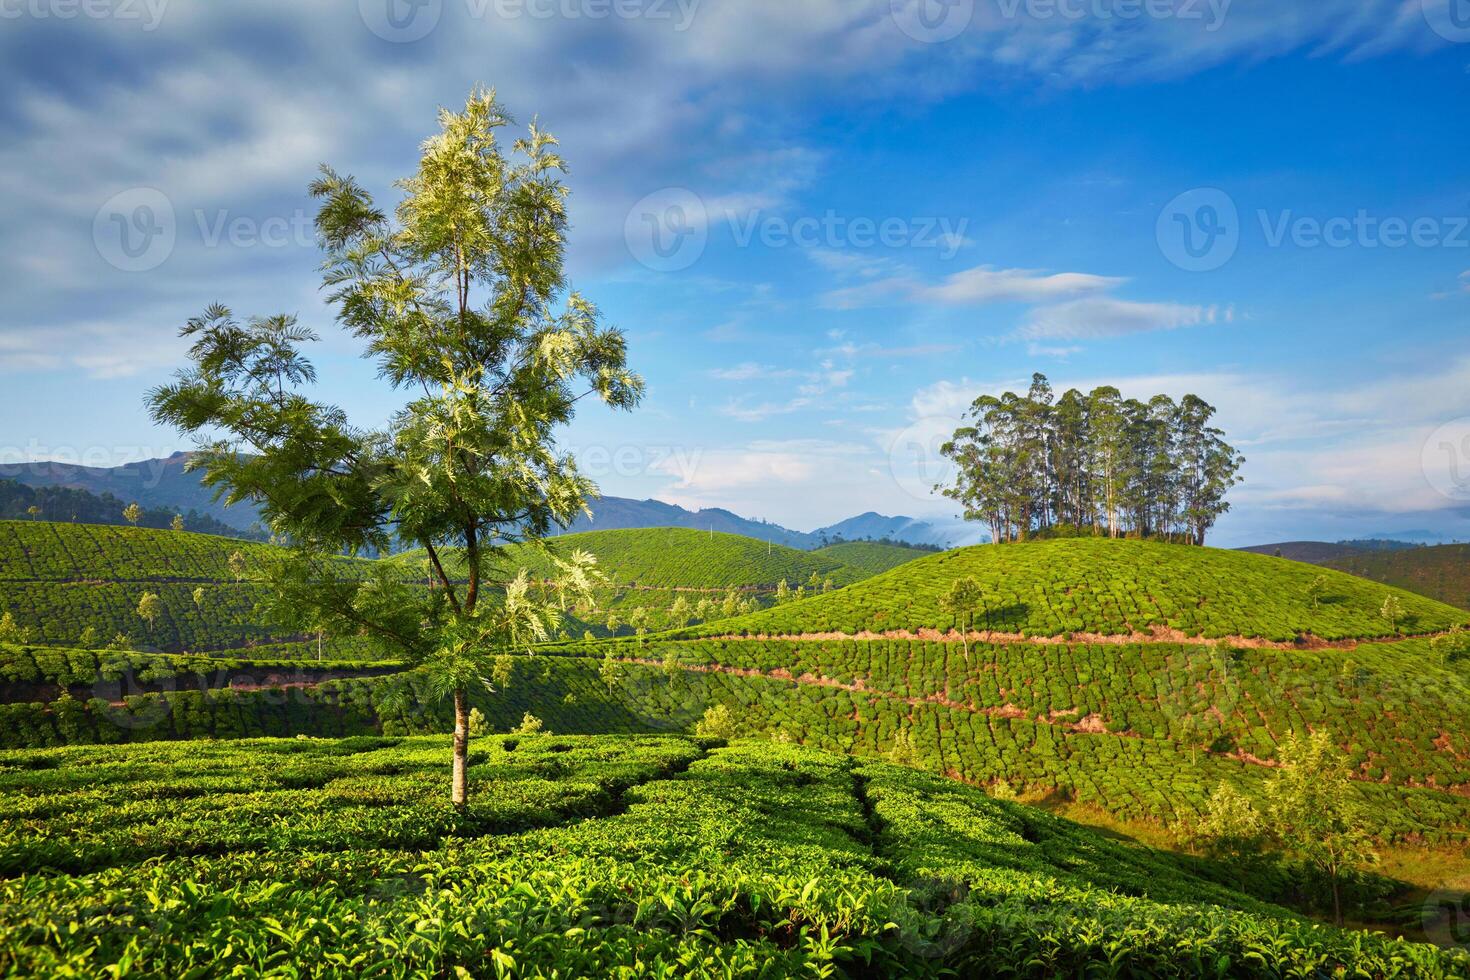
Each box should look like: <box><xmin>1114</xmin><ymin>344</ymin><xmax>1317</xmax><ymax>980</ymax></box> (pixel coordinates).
<box><xmin>452</xmin><ymin>686</ymin><xmax>470</xmax><ymax>809</ymax></box>
<box><xmin>1331</xmin><ymin>871</ymin><xmax>1342</xmax><ymax>927</ymax></box>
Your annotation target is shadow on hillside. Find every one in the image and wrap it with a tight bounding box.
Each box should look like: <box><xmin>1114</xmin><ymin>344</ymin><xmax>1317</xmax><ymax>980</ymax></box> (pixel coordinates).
<box><xmin>978</xmin><ymin>603</ymin><xmax>1030</xmax><ymax>631</ymax></box>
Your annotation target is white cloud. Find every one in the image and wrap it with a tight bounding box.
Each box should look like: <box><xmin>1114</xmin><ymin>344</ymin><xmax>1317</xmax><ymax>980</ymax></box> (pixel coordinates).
<box><xmin>1021</xmin><ymin>299</ymin><xmax>1233</xmax><ymax>340</ymax></box>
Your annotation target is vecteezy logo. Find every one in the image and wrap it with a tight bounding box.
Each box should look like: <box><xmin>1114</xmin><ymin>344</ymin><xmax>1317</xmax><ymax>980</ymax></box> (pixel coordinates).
<box><xmin>1422</xmin><ymin>888</ymin><xmax>1470</xmax><ymax>950</ymax></box>
<box><xmin>93</xmin><ymin>188</ymin><xmax>176</xmax><ymax>273</ymax></box>
<box><xmin>1423</xmin><ymin>419</ymin><xmax>1470</xmax><ymax>502</ymax></box>
<box><xmin>1423</xmin><ymin>0</ymin><xmax>1470</xmax><ymax>43</ymax></box>
<box><xmin>1156</xmin><ymin>187</ymin><xmax>1239</xmax><ymax>272</ymax></box>
<box><xmin>888</xmin><ymin>417</ymin><xmax>961</xmax><ymax>503</ymax></box>
<box><xmin>890</xmin><ymin>0</ymin><xmax>975</xmax><ymax>43</ymax></box>
<box><xmin>359</xmin><ymin>0</ymin><xmax>442</xmax><ymax>42</ymax></box>
<box><xmin>624</xmin><ymin>188</ymin><xmax>708</xmax><ymax>272</ymax></box>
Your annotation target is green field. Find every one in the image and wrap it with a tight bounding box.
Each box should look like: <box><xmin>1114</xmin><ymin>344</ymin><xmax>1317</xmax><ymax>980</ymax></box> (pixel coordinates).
<box><xmin>3</xmin><ymin>735</ymin><xmax>1462</xmax><ymax>977</ymax></box>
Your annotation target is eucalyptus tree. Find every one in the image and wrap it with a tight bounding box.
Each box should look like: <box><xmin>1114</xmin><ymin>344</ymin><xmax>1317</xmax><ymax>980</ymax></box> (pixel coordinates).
<box><xmin>939</xmin><ymin>375</ymin><xmax>1241</xmax><ymax>544</ymax></box>
<box><xmin>148</xmin><ymin>88</ymin><xmax>642</xmax><ymax>808</ymax></box>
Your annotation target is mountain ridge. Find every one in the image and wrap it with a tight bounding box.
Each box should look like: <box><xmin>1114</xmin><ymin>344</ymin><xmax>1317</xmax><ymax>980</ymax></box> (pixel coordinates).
<box><xmin>5</xmin><ymin>454</ymin><xmax>959</xmax><ymax>548</ymax></box>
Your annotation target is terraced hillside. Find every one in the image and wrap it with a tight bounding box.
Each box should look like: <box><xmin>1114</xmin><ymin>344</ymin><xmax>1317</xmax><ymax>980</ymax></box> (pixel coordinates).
<box><xmin>3</xmin><ymin>735</ymin><xmax>1462</xmax><ymax>976</ymax></box>
<box><xmin>394</xmin><ymin>526</ymin><xmax>862</xmax><ymax>588</ymax></box>
<box><xmin>392</xmin><ymin>526</ymin><xmax>868</xmax><ymax>636</ymax></box>
<box><xmin>812</xmin><ymin>539</ymin><xmax>933</xmax><ymax>576</ymax></box>
<box><xmin>0</xmin><ymin>521</ymin><xmax>340</xmax><ymax>653</ymax></box>
<box><xmin>1323</xmin><ymin>544</ymin><xmax>1470</xmax><ymax>611</ymax></box>
<box><xmin>0</xmin><ymin>522</ymin><xmax>880</xmax><ymax>653</ymax></box>
<box><xmin>680</xmin><ymin>539</ymin><xmax>1466</xmax><ymax>642</ymax></box>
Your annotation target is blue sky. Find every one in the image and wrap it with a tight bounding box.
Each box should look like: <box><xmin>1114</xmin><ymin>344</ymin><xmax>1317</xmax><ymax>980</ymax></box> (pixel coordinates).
<box><xmin>2</xmin><ymin>0</ymin><xmax>1469</xmax><ymax>546</ymax></box>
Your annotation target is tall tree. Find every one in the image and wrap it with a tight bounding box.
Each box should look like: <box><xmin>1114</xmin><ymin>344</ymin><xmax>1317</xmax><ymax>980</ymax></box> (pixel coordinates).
<box><xmin>148</xmin><ymin>88</ymin><xmax>642</xmax><ymax>808</ymax></box>
<box><xmin>940</xmin><ymin>376</ymin><xmax>1242</xmax><ymax>545</ymax></box>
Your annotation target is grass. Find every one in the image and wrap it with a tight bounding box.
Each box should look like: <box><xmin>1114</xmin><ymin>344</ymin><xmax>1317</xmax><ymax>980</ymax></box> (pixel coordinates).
<box><xmin>2</xmin><ymin>734</ymin><xmax>1463</xmax><ymax>977</ymax></box>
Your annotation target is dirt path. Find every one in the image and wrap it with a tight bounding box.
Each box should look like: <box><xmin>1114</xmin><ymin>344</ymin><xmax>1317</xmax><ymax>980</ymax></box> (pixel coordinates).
<box><xmin>614</xmin><ymin>655</ymin><xmax>1470</xmax><ymax>793</ymax></box>
<box><xmin>699</xmin><ymin>624</ymin><xmax>1454</xmax><ymax>651</ymax></box>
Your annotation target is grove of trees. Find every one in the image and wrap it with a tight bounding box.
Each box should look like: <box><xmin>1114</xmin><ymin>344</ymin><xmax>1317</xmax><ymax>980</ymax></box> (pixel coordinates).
<box><xmin>940</xmin><ymin>373</ymin><xmax>1244</xmax><ymax>545</ymax></box>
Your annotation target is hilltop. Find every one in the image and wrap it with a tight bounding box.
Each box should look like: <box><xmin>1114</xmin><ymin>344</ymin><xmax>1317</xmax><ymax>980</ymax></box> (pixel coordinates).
<box><xmin>395</xmin><ymin>526</ymin><xmax>864</xmax><ymax>590</ymax></box>
<box><xmin>0</xmin><ymin>521</ymin><xmax>368</xmax><ymax>654</ymax></box>
<box><xmin>683</xmin><ymin>538</ymin><xmax>1467</xmax><ymax>642</ymax></box>
<box><xmin>1322</xmin><ymin>543</ymin><xmax>1470</xmax><ymax>610</ymax></box>
<box><xmin>2</xmin><ymin>735</ymin><xmax>1461</xmax><ymax>976</ymax></box>
<box><xmin>811</xmin><ymin>539</ymin><xmax>934</xmax><ymax>576</ymax></box>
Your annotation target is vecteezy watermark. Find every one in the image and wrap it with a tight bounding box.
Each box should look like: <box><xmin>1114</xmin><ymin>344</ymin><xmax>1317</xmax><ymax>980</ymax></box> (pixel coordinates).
<box><xmin>94</xmin><ymin>187</ymin><xmax>316</xmax><ymax>272</ymax></box>
<box><xmin>892</xmin><ymin>0</ymin><xmax>1230</xmax><ymax>44</ymax></box>
<box><xmin>0</xmin><ymin>0</ymin><xmax>169</xmax><ymax>30</ymax></box>
<box><xmin>571</xmin><ymin>441</ymin><xmax>704</xmax><ymax>484</ymax></box>
<box><xmin>1422</xmin><ymin>0</ymin><xmax>1470</xmax><ymax>43</ymax></box>
<box><xmin>1422</xmin><ymin>887</ymin><xmax>1470</xmax><ymax>950</ymax></box>
<box><xmin>1156</xmin><ymin>188</ymin><xmax>1239</xmax><ymax>272</ymax></box>
<box><xmin>359</xmin><ymin>0</ymin><xmax>699</xmax><ymax>42</ymax></box>
<box><xmin>624</xmin><ymin>188</ymin><xmax>709</xmax><ymax>273</ymax></box>
<box><xmin>1422</xmin><ymin>418</ymin><xmax>1470</xmax><ymax>502</ymax></box>
<box><xmin>890</xmin><ymin>0</ymin><xmax>975</xmax><ymax>43</ymax></box>
<box><xmin>1158</xmin><ymin>187</ymin><xmax>1470</xmax><ymax>271</ymax></box>
<box><xmin>93</xmin><ymin>188</ymin><xmax>176</xmax><ymax>273</ymax></box>
<box><xmin>0</xmin><ymin>443</ymin><xmax>188</xmax><ymax>487</ymax></box>
<box><xmin>624</xmin><ymin>188</ymin><xmax>970</xmax><ymax>272</ymax></box>
<box><xmin>887</xmin><ymin>417</ymin><xmax>962</xmax><ymax>503</ymax></box>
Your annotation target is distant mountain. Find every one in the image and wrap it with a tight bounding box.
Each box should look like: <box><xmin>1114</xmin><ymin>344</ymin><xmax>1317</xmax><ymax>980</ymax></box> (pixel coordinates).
<box><xmin>1238</xmin><ymin>541</ymin><xmax>1373</xmax><ymax>563</ymax></box>
<box><xmin>0</xmin><ymin>479</ymin><xmax>258</xmax><ymax>540</ymax></box>
<box><xmin>810</xmin><ymin>512</ymin><xmax>960</xmax><ymax>548</ymax></box>
<box><xmin>0</xmin><ymin>452</ymin><xmax>259</xmax><ymax>531</ymax></box>
<box><xmin>1321</xmin><ymin>543</ymin><xmax>1470</xmax><ymax>610</ymax></box>
<box><xmin>561</xmin><ymin>500</ymin><xmax>963</xmax><ymax>549</ymax></box>
<box><xmin>2</xmin><ymin>454</ymin><xmax>962</xmax><ymax>549</ymax></box>
<box><xmin>1238</xmin><ymin>539</ymin><xmax>1423</xmax><ymax>563</ymax></box>
<box><xmin>558</xmin><ymin>496</ymin><xmax>816</xmax><ymax>548</ymax></box>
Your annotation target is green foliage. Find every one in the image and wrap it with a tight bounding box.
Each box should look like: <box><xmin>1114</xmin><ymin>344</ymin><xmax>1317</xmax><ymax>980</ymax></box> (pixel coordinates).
<box><xmin>941</xmin><ymin>375</ymin><xmax>1243</xmax><ymax>545</ymax></box>
<box><xmin>1265</xmin><ymin>730</ymin><xmax>1378</xmax><ymax>925</ymax></box>
<box><xmin>512</xmin><ymin>711</ymin><xmax>544</xmax><ymax>735</ymax></box>
<box><xmin>0</xmin><ymin>736</ymin><xmax>1462</xmax><ymax>977</ymax></box>
<box><xmin>693</xmin><ymin>703</ymin><xmax>736</xmax><ymax>739</ymax></box>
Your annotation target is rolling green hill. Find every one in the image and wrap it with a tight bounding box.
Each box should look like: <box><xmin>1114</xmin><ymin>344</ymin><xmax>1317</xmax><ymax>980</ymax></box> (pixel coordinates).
<box><xmin>811</xmin><ymin>539</ymin><xmax>933</xmax><ymax>576</ymax></box>
<box><xmin>393</xmin><ymin>526</ymin><xmax>863</xmax><ymax>589</ymax></box>
<box><xmin>391</xmin><ymin>526</ymin><xmax>869</xmax><ymax>638</ymax></box>
<box><xmin>1322</xmin><ymin>544</ymin><xmax>1470</xmax><ymax>611</ymax></box>
<box><xmin>0</xmin><ymin>522</ymin><xmax>872</xmax><ymax>653</ymax></box>
<box><xmin>680</xmin><ymin>538</ymin><xmax>1468</xmax><ymax>642</ymax></box>
<box><xmin>2</xmin><ymin>735</ymin><xmax>1462</xmax><ymax>976</ymax></box>
<box><xmin>0</xmin><ymin>521</ymin><xmax>321</xmax><ymax>654</ymax></box>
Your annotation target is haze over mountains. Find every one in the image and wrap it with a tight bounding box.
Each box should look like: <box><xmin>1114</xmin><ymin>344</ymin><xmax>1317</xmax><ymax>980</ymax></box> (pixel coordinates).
<box><xmin>0</xmin><ymin>454</ymin><xmax>966</xmax><ymax>548</ymax></box>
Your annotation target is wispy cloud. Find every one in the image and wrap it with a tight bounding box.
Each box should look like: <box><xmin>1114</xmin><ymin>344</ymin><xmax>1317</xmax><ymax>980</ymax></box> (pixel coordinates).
<box><xmin>1022</xmin><ymin>300</ymin><xmax>1234</xmax><ymax>340</ymax></box>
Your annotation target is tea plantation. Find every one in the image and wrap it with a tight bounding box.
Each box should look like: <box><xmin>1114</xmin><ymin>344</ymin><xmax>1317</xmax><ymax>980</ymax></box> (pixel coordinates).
<box><xmin>683</xmin><ymin>538</ymin><xmax>1468</xmax><ymax>641</ymax></box>
<box><xmin>0</xmin><ymin>522</ymin><xmax>881</xmax><ymax>652</ymax></box>
<box><xmin>1323</xmin><ymin>544</ymin><xmax>1470</xmax><ymax>611</ymax></box>
<box><xmin>3</xmin><ymin>735</ymin><xmax>1464</xmax><ymax>977</ymax></box>
<box><xmin>811</xmin><ymin>539</ymin><xmax>933</xmax><ymax>576</ymax></box>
